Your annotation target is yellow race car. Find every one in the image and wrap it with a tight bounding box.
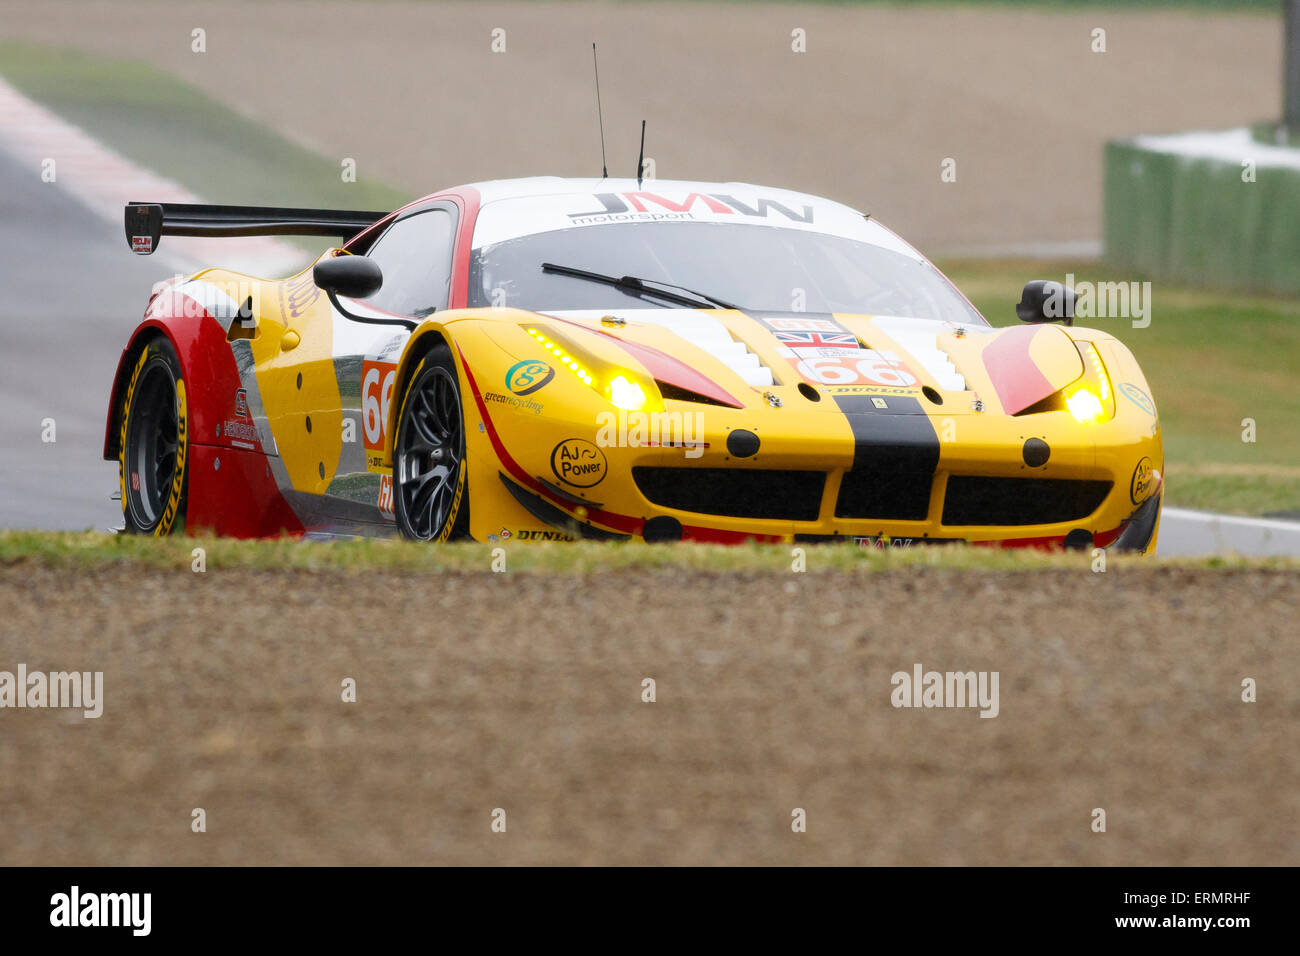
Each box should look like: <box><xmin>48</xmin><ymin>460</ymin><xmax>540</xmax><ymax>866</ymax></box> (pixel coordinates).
<box><xmin>106</xmin><ymin>177</ymin><xmax>1162</xmax><ymax>551</ymax></box>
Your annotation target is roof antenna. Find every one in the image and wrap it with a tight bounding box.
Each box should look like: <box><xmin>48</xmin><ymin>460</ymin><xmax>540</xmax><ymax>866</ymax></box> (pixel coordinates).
<box><xmin>592</xmin><ymin>43</ymin><xmax>608</xmax><ymax>179</ymax></box>
<box><xmin>636</xmin><ymin>119</ymin><xmax>646</xmax><ymax>187</ymax></box>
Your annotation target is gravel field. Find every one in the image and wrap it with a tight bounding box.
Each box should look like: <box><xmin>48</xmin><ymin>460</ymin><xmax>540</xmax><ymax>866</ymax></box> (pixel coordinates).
<box><xmin>0</xmin><ymin>564</ymin><xmax>1294</xmax><ymax>865</ymax></box>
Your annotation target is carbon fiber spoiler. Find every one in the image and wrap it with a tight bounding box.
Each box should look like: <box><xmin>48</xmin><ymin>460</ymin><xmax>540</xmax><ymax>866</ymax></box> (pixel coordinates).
<box><xmin>123</xmin><ymin>202</ymin><xmax>390</xmax><ymax>255</ymax></box>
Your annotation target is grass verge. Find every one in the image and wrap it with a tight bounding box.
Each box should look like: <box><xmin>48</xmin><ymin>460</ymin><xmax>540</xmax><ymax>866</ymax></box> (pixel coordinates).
<box><xmin>939</xmin><ymin>257</ymin><xmax>1300</xmax><ymax>516</ymax></box>
<box><xmin>0</xmin><ymin>531</ymin><xmax>1293</xmax><ymax>574</ymax></box>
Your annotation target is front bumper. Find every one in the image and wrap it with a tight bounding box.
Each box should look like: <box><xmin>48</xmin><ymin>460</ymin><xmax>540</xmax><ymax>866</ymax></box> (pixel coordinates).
<box><xmin>454</xmin><ymin>319</ymin><xmax>1164</xmax><ymax>553</ymax></box>
<box><xmin>466</xmin><ymin>390</ymin><xmax>1163</xmax><ymax>554</ymax></box>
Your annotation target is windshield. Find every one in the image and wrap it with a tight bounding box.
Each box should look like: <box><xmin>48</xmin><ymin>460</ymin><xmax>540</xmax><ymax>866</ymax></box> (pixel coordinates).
<box><xmin>468</xmin><ymin>221</ymin><xmax>985</xmax><ymax>324</ymax></box>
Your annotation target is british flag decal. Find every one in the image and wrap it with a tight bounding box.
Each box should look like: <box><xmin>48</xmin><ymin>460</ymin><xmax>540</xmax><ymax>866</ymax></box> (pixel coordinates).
<box><xmin>770</xmin><ymin>328</ymin><xmax>860</xmax><ymax>349</ymax></box>
<box><xmin>750</xmin><ymin>313</ymin><xmax>920</xmax><ymax>388</ymax></box>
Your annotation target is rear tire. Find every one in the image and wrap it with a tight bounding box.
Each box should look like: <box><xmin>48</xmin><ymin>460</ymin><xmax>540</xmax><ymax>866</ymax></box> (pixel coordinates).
<box><xmin>393</xmin><ymin>344</ymin><xmax>469</xmax><ymax>541</ymax></box>
<box><xmin>118</xmin><ymin>337</ymin><xmax>189</xmax><ymax>535</ymax></box>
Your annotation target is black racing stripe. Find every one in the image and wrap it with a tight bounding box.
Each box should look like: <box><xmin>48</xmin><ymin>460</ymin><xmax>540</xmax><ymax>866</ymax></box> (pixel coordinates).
<box><xmin>832</xmin><ymin>395</ymin><xmax>939</xmax><ymax>472</ymax></box>
<box><xmin>832</xmin><ymin>395</ymin><xmax>939</xmax><ymax>520</ymax></box>
<box><xmin>734</xmin><ymin>309</ymin><xmax>941</xmax><ymax>521</ymax></box>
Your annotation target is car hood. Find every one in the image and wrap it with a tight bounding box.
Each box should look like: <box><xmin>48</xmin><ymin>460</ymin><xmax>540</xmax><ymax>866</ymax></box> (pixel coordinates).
<box><xmin>537</xmin><ymin>308</ymin><xmax>1085</xmax><ymax>416</ymax></box>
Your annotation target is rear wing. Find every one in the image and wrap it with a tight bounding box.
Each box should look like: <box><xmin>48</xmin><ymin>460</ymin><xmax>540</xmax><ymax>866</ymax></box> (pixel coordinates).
<box><xmin>124</xmin><ymin>202</ymin><xmax>390</xmax><ymax>255</ymax></box>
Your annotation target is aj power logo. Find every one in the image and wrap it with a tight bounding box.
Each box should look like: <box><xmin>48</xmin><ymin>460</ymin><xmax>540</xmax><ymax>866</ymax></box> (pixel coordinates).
<box><xmin>551</xmin><ymin>438</ymin><xmax>607</xmax><ymax>487</ymax></box>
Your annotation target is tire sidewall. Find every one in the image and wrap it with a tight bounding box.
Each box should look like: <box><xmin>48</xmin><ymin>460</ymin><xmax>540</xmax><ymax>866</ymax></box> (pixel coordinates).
<box><xmin>393</xmin><ymin>345</ymin><xmax>468</xmax><ymax>542</ymax></box>
<box><xmin>118</xmin><ymin>337</ymin><xmax>188</xmax><ymax>535</ymax></box>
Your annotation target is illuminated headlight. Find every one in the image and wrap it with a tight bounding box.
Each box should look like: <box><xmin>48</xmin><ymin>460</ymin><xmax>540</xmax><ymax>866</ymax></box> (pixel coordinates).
<box><xmin>1063</xmin><ymin>341</ymin><xmax>1115</xmax><ymax>424</ymax></box>
<box><xmin>1066</xmin><ymin>387</ymin><xmax>1105</xmax><ymax>424</ymax></box>
<box><xmin>523</xmin><ymin>323</ymin><xmax>662</xmax><ymax>412</ymax></box>
<box><xmin>607</xmin><ymin>375</ymin><xmax>648</xmax><ymax>411</ymax></box>
<box><xmin>526</xmin><ymin>326</ymin><xmax>595</xmax><ymax>385</ymax></box>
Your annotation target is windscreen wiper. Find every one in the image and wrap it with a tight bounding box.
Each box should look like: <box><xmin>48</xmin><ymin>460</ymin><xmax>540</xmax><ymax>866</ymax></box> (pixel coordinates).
<box><xmin>541</xmin><ymin>262</ymin><xmax>740</xmax><ymax>311</ymax></box>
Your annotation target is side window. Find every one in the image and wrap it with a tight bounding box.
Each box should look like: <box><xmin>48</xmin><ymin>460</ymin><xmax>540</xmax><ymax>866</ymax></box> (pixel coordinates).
<box><xmin>363</xmin><ymin>208</ymin><xmax>455</xmax><ymax>317</ymax></box>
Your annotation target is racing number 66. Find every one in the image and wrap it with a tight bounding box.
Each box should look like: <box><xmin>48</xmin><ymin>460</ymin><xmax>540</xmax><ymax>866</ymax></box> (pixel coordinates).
<box><xmin>363</xmin><ymin>365</ymin><xmax>396</xmax><ymax>446</ymax></box>
<box><xmin>796</xmin><ymin>354</ymin><xmax>918</xmax><ymax>388</ymax></box>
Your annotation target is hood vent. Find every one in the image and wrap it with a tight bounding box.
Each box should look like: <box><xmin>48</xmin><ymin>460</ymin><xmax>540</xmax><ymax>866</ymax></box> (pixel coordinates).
<box><xmin>868</xmin><ymin>316</ymin><xmax>967</xmax><ymax>391</ymax></box>
<box><xmin>600</xmin><ymin>310</ymin><xmax>774</xmax><ymax>388</ymax></box>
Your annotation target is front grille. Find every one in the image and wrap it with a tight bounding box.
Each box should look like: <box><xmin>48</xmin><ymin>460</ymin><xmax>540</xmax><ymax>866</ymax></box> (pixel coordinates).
<box><xmin>942</xmin><ymin>476</ymin><xmax>1112</xmax><ymax>526</ymax></box>
<box><xmin>632</xmin><ymin>467</ymin><xmax>825</xmax><ymax>521</ymax></box>
<box><xmin>835</xmin><ymin>467</ymin><xmax>933</xmax><ymax>520</ymax></box>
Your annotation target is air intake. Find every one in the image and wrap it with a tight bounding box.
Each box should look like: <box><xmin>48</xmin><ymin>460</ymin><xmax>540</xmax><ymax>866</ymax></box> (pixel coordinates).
<box><xmin>942</xmin><ymin>476</ymin><xmax>1112</xmax><ymax>526</ymax></box>
<box><xmin>633</xmin><ymin>467</ymin><xmax>824</xmax><ymax>521</ymax></box>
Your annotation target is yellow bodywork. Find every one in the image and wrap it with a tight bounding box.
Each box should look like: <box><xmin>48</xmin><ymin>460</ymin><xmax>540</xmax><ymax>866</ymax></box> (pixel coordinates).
<box><xmin>395</xmin><ymin>307</ymin><xmax>1163</xmax><ymax>551</ymax></box>
<box><xmin>180</xmin><ymin>262</ymin><xmax>1161</xmax><ymax>551</ymax></box>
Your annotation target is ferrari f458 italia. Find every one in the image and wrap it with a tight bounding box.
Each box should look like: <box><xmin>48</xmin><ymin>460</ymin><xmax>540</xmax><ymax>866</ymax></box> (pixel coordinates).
<box><xmin>106</xmin><ymin>177</ymin><xmax>1163</xmax><ymax>551</ymax></box>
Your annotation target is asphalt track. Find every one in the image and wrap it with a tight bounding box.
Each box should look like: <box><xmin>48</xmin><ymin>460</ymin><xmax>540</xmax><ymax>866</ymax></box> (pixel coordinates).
<box><xmin>1</xmin><ymin>142</ymin><xmax>1297</xmax><ymax>556</ymax></box>
<box><xmin>0</xmin><ymin>145</ymin><xmax>175</xmax><ymax>533</ymax></box>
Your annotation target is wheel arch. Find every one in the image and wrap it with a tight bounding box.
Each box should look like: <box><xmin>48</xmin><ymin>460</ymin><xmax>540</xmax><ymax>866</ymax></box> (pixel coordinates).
<box><xmin>104</xmin><ymin>306</ymin><xmax>245</xmax><ymax>461</ymax></box>
<box><xmin>102</xmin><ymin>321</ymin><xmax>177</xmax><ymax>460</ymax></box>
<box><xmin>388</xmin><ymin>321</ymin><xmax>477</xmax><ymax>541</ymax></box>
<box><xmin>385</xmin><ymin>321</ymin><xmax>459</xmax><ymax>468</ymax></box>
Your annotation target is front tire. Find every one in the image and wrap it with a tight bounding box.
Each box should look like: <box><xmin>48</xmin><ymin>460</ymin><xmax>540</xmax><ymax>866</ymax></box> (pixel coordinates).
<box><xmin>118</xmin><ymin>337</ymin><xmax>188</xmax><ymax>535</ymax></box>
<box><xmin>393</xmin><ymin>344</ymin><xmax>468</xmax><ymax>541</ymax></box>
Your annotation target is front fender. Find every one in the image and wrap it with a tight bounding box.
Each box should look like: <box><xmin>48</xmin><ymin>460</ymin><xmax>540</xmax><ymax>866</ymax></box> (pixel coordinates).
<box><xmin>382</xmin><ymin>318</ymin><xmax>463</xmax><ymax>471</ymax></box>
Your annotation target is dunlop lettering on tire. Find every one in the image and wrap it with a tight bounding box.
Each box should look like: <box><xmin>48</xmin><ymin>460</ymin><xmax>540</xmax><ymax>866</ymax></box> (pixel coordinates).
<box><xmin>118</xmin><ymin>349</ymin><xmax>149</xmax><ymax>512</ymax></box>
<box><xmin>118</xmin><ymin>338</ymin><xmax>189</xmax><ymax>534</ymax></box>
<box><xmin>158</xmin><ymin>380</ymin><xmax>188</xmax><ymax>535</ymax></box>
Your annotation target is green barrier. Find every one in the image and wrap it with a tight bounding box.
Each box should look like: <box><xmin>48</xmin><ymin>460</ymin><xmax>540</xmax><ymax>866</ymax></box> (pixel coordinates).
<box><xmin>1104</xmin><ymin>138</ymin><xmax>1300</xmax><ymax>295</ymax></box>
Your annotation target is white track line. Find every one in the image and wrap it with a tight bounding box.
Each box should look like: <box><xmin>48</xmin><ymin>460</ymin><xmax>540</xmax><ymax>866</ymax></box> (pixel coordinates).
<box><xmin>1159</xmin><ymin>507</ymin><xmax>1300</xmax><ymax>558</ymax></box>
<box><xmin>0</xmin><ymin>75</ymin><xmax>306</xmax><ymax>276</ymax></box>
<box><xmin>1163</xmin><ymin>507</ymin><xmax>1300</xmax><ymax>533</ymax></box>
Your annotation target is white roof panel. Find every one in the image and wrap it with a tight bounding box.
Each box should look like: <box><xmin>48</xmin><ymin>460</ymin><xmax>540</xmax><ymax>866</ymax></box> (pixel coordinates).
<box><xmin>465</xmin><ymin>177</ymin><xmax>917</xmax><ymax>256</ymax></box>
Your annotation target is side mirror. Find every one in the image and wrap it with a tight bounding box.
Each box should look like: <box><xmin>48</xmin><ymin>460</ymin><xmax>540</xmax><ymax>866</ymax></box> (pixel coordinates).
<box><xmin>1017</xmin><ymin>279</ymin><xmax>1075</xmax><ymax>326</ymax></box>
<box><xmin>314</xmin><ymin>254</ymin><xmax>383</xmax><ymax>299</ymax></box>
